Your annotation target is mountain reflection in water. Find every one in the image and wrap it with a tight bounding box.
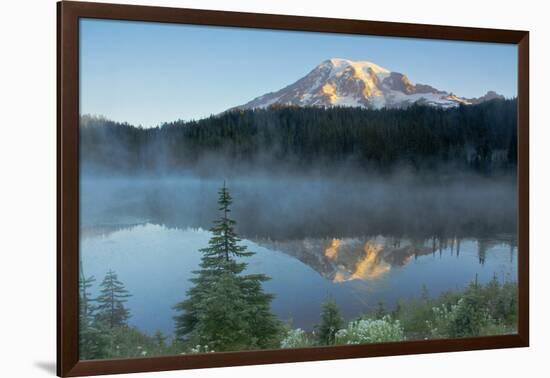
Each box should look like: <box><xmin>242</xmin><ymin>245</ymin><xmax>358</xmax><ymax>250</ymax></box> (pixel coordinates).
<box><xmin>257</xmin><ymin>235</ymin><xmax>516</xmax><ymax>283</ymax></box>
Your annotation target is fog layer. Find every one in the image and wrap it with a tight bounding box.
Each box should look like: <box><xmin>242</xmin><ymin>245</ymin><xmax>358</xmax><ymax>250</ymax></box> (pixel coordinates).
<box><xmin>81</xmin><ymin>170</ymin><xmax>517</xmax><ymax>241</ymax></box>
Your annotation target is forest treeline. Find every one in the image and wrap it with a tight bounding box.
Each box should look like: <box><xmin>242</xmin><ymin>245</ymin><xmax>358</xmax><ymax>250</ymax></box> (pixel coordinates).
<box><xmin>81</xmin><ymin>99</ymin><xmax>517</xmax><ymax>174</ymax></box>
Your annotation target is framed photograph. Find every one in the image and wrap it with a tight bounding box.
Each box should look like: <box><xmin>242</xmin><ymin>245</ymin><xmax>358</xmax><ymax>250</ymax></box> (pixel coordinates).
<box><xmin>57</xmin><ymin>1</ymin><xmax>529</xmax><ymax>376</ymax></box>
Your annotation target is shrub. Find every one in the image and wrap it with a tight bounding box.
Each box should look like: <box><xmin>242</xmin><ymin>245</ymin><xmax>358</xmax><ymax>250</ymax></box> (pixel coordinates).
<box><xmin>316</xmin><ymin>298</ymin><xmax>344</xmax><ymax>345</ymax></box>
<box><xmin>428</xmin><ymin>291</ymin><xmax>489</xmax><ymax>339</ymax></box>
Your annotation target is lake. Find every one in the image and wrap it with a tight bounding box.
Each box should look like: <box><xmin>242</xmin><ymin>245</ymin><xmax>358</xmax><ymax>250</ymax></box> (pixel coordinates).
<box><xmin>80</xmin><ymin>174</ymin><xmax>517</xmax><ymax>336</ymax></box>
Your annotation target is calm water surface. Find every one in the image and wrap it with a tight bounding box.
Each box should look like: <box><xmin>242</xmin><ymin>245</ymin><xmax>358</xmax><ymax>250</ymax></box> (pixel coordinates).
<box><xmin>81</xmin><ymin>222</ymin><xmax>516</xmax><ymax>336</ymax></box>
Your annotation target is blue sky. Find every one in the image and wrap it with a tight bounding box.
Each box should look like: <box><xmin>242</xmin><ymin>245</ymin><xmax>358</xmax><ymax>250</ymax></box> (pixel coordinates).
<box><xmin>80</xmin><ymin>18</ymin><xmax>517</xmax><ymax>128</ymax></box>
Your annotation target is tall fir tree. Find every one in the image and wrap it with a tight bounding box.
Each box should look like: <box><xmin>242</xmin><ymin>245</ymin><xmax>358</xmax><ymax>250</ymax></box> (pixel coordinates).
<box><xmin>95</xmin><ymin>269</ymin><xmax>132</xmax><ymax>329</ymax></box>
<box><xmin>316</xmin><ymin>298</ymin><xmax>344</xmax><ymax>345</ymax></box>
<box><xmin>174</xmin><ymin>182</ymin><xmax>281</xmax><ymax>351</ymax></box>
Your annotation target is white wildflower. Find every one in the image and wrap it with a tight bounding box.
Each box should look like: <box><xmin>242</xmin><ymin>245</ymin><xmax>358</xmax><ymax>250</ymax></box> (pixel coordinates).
<box><xmin>335</xmin><ymin>316</ymin><xmax>404</xmax><ymax>345</ymax></box>
<box><xmin>280</xmin><ymin>328</ymin><xmax>311</xmax><ymax>348</ymax></box>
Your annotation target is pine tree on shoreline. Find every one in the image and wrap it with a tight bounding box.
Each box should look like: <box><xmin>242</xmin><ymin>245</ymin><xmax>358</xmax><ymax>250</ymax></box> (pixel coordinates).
<box><xmin>174</xmin><ymin>182</ymin><xmax>282</xmax><ymax>351</ymax></box>
<box><xmin>79</xmin><ymin>263</ymin><xmax>110</xmax><ymax>360</ymax></box>
<box><xmin>95</xmin><ymin>269</ymin><xmax>132</xmax><ymax>329</ymax></box>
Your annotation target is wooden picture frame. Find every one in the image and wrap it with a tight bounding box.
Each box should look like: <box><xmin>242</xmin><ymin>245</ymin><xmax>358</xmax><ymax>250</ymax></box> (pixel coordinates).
<box><xmin>57</xmin><ymin>1</ymin><xmax>529</xmax><ymax>376</ymax></box>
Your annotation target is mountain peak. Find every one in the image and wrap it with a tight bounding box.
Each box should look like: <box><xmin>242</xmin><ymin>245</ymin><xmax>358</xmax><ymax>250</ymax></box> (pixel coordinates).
<box><xmin>323</xmin><ymin>58</ymin><xmax>391</xmax><ymax>76</ymax></box>
<box><xmin>232</xmin><ymin>58</ymin><xmax>501</xmax><ymax>111</ymax></box>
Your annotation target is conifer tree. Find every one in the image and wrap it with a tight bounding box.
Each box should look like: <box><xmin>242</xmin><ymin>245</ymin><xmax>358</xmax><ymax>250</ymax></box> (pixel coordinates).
<box><xmin>79</xmin><ymin>266</ymin><xmax>96</xmax><ymax>329</ymax></box>
<box><xmin>374</xmin><ymin>301</ymin><xmax>386</xmax><ymax>319</ymax></box>
<box><xmin>239</xmin><ymin>273</ymin><xmax>281</xmax><ymax>349</ymax></box>
<box><xmin>173</xmin><ymin>183</ymin><xmax>248</xmax><ymax>338</ymax></box>
<box><xmin>79</xmin><ymin>263</ymin><xmax>109</xmax><ymax>359</ymax></box>
<box><xmin>316</xmin><ymin>298</ymin><xmax>344</xmax><ymax>345</ymax></box>
<box><xmin>95</xmin><ymin>269</ymin><xmax>131</xmax><ymax>329</ymax></box>
<box><xmin>153</xmin><ymin>330</ymin><xmax>167</xmax><ymax>349</ymax></box>
<box><xmin>174</xmin><ymin>182</ymin><xmax>281</xmax><ymax>351</ymax></box>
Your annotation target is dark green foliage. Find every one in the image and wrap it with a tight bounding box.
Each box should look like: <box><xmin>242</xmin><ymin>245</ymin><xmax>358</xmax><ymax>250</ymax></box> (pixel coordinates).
<box><xmin>443</xmin><ymin>276</ymin><xmax>518</xmax><ymax>338</ymax></box>
<box><xmin>189</xmin><ymin>271</ymin><xmax>253</xmax><ymax>351</ymax></box>
<box><xmin>392</xmin><ymin>297</ymin><xmax>435</xmax><ymax>339</ymax></box>
<box><xmin>392</xmin><ymin>277</ymin><xmax>518</xmax><ymax>339</ymax></box>
<box><xmin>81</xmin><ymin>99</ymin><xmax>517</xmax><ymax>174</ymax></box>
<box><xmin>94</xmin><ymin>326</ymin><xmax>182</xmax><ymax>359</ymax></box>
<box><xmin>316</xmin><ymin>298</ymin><xmax>344</xmax><ymax>345</ymax></box>
<box><xmin>79</xmin><ymin>267</ymin><xmax>110</xmax><ymax>360</ymax></box>
<box><xmin>79</xmin><ymin>267</ymin><xmax>96</xmax><ymax>327</ymax></box>
<box><xmin>480</xmin><ymin>275</ymin><xmax>518</xmax><ymax>326</ymax></box>
<box><xmin>285</xmin><ymin>276</ymin><xmax>518</xmax><ymax>348</ymax></box>
<box><xmin>80</xmin><ymin>316</ymin><xmax>183</xmax><ymax>360</ymax></box>
<box><xmin>291</xmin><ymin>278</ymin><xmax>517</xmax><ymax>347</ymax></box>
<box><xmin>238</xmin><ymin>273</ymin><xmax>282</xmax><ymax>349</ymax></box>
<box><xmin>173</xmin><ymin>183</ymin><xmax>250</xmax><ymax>340</ymax></box>
<box><xmin>174</xmin><ymin>183</ymin><xmax>282</xmax><ymax>351</ymax></box>
<box><xmin>374</xmin><ymin>301</ymin><xmax>386</xmax><ymax>320</ymax></box>
<box><xmin>446</xmin><ymin>282</ymin><xmax>488</xmax><ymax>337</ymax></box>
<box><xmin>95</xmin><ymin>270</ymin><xmax>132</xmax><ymax>329</ymax></box>
<box><xmin>79</xmin><ymin>267</ymin><xmax>133</xmax><ymax>360</ymax></box>
<box><xmin>153</xmin><ymin>330</ymin><xmax>167</xmax><ymax>349</ymax></box>
<box><xmin>79</xmin><ymin>267</ymin><xmax>185</xmax><ymax>360</ymax></box>
<box><xmin>203</xmin><ymin>183</ymin><xmax>254</xmax><ymax>264</ymax></box>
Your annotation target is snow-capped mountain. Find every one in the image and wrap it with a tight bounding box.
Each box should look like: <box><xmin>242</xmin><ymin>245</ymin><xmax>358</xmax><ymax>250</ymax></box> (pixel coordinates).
<box><xmin>233</xmin><ymin>58</ymin><xmax>503</xmax><ymax>110</ymax></box>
